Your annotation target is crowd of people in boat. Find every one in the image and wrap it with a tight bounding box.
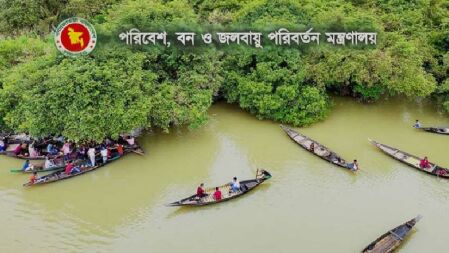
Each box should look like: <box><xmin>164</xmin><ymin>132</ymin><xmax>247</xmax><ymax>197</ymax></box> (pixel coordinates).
<box><xmin>2</xmin><ymin>135</ymin><xmax>135</xmax><ymax>160</ymax></box>
<box><xmin>15</xmin><ymin>135</ymin><xmax>138</xmax><ymax>185</ymax></box>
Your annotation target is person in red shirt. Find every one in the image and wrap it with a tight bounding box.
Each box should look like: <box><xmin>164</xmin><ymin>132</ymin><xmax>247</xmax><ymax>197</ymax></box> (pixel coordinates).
<box><xmin>64</xmin><ymin>162</ymin><xmax>74</xmax><ymax>175</ymax></box>
<box><xmin>213</xmin><ymin>187</ymin><xmax>222</xmax><ymax>201</ymax></box>
<box><xmin>13</xmin><ymin>143</ymin><xmax>22</xmax><ymax>155</ymax></box>
<box><xmin>29</xmin><ymin>172</ymin><xmax>37</xmax><ymax>184</ymax></box>
<box><xmin>196</xmin><ymin>183</ymin><xmax>207</xmax><ymax>198</ymax></box>
<box><xmin>419</xmin><ymin>156</ymin><xmax>431</xmax><ymax>169</ymax></box>
<box><xmin>116</xmin><ymin>144</ymin><xmax>124</xmax><ymax>156</ymax></box>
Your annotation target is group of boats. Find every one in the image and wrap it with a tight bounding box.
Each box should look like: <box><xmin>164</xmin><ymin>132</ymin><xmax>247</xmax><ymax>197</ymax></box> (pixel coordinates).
<box><xmin>1</xmin><ymin>134</ymin><xmax>144</xmax><ymax>186</ymax></box>
<box><xmin>280</xmin><ymin>123</ymin><xmax>446</xmax><ymax>252</ymax></box>
<box><xmin>282</xmin><ymin>124</ymin><xmax>449</xmax><ymax>178</ymax></box>
<box><xmin>2</xmin><ymin>121</ymin><xmax>446</xmax><ymax>252</ymax></box>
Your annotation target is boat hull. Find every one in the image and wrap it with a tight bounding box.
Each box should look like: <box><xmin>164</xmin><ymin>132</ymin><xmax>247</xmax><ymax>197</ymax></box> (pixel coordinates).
<box><xmin>23</xmin><ymin>145</ymin><xmax>142</xmax><ymax>186</ymax></box>
<box><xmin>168</xmin><ymin>170</ymin><xmax>271</xmax><ymax>207</ymax></box>
<box><xmin>418</xmin><ymin>127</ymin><xmax>449</xmax><ymax>135</ymax></box>
<box><xmin>362</xmin><ymin>215</ymin><xmax>422</xmax><ymax>253</ymax></box>
<box><xmin>369</xmin><ymin>139</ymin><xmax>449</xmax><ymax>178</ymax></box>
<box><xmin>280</xmin><ymin>125</ymin><xmax>353</xmax><ymax>170</ymax></box>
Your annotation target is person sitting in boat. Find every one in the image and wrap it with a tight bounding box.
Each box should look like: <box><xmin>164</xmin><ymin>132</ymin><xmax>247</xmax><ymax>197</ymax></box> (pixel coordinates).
<box><xmin>229</xmin><ymin>177</ymin><xmax>240</xmax><ymax>193</ymax></box>
<box><xmin>28</xmin><ymin>141</ymin><xmax>39</xmax><ymax>158</ymax></box>
<box><xmin>22</xmin><ymin>160</ymin><xmax>31</xmax><ymax>171</ymax></box>
<box><xmin>433</xmin><ymin>166</ymin><xmax>448</xmax><ymax>176</ymax></box>
<box><xmin>413</xmin><ymin>120</ymin><xmax>421</xmax><ymax>128</ymax></box>
<box><xmin>44</xmin><ymin>156</ymin><xmax>56</xmax><ymax>169</ymax></box>
<box><xmin>70</xmin><ymin>166</ymin><xmax>81</xmax><ymax>174</ymax></box>
<box><xmin>196</xmin><ymin>183</ymin><xmax>208</xmax><ymax>198</ymax></box>
<box><xmin>213</xmin><ymin>187</ymin><xmax>222</xmax><ymax>201</ymax></box>
<box><xmin>29</xmin><ymin>172</ymin><xmax>38</xmax><ymax>184</ymax></box>
<box><xmin>347</xmin><ymin>159</ymin><xmax>359</xmax><ymax>171</ymax></box>
<box><xmin>309</xmin><ymin>142</ymin><xmax>315</xmax><ymax>152</ymax></box>
<box><xmin>419</xmin><ymin>156</ymin><xmax>431</xmax><ymax>168</ymax></box>
<box><xmin>13</xmin><ymin>143</ymin><xmax>23</xmax><ymax>156</ymax></box>
<box><xmin>100</xmin><ymin>146</ymin><xmax>108</xmax><ymax>164</ymax></box>
<box><xmin>64</xmin><ymin>161</ymin><xmax>74</xmax><ymax>175</ymax></box>
<box><xmin>46</xmin><ymin>143</ymin><xmax>59</xmax><ymax>155</ymax></box>
<box><xmin>0</xmin><ymin>139</ymin><xmax>5</xmax><ymax>152</ymax></box>
<box><xmin>116</xmin><ymin>143</ymin><xmax>124</xmax><ymax>156</ymax></box>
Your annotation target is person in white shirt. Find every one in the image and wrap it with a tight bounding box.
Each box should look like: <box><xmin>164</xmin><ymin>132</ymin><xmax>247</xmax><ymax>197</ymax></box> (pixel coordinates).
<box><xmin>87</xmin><ymin>147</ymin><xmax>96</xmax><ymax>166</ymax></box>
<box><xmin>44</xmin><ymin>156</ymin><xmax>55</xmax><ymax>169</ymax></box>
<box><xmin>126</xmin><ymin>136</ymin><xmax>135</xmax><ymax>146</ymax></box>
<box><xmin>413</xmin><ymin>120</ymin><xmax>421</xmax><ymax>128</ymax></box>
<box><xmin>100</xmin><ymin>147</ymin><xmax>108</xmax><ymax>164</ymax></box>
<box><xmin>230</xmin><ymin>177</ymin><xmax>240</xmax><ymax>193</ymax></box>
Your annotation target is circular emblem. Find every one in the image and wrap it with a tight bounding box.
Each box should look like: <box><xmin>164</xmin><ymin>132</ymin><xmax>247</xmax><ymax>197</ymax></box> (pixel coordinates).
<box><xmin>54</xmin><ymin>17</ymin><xmax>96</xmax><ymax>56</ymax></box>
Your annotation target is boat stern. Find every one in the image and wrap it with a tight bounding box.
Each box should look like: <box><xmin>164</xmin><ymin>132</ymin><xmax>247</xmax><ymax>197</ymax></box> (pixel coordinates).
<box><xmin>257</xmin><ymin>169</ymin><xmax>272</xmax><ymax>181</ymax></box>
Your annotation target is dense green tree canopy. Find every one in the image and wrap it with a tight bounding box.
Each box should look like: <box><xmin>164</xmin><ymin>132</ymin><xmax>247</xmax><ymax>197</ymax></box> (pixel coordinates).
<box><xmin>0</xmin><ymin>0</ymin><xmax>448</xmax><ymax>141</ymax></box>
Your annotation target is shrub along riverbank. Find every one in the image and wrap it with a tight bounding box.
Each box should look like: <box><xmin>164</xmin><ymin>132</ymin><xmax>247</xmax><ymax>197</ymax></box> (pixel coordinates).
<box><xmin>0</xmin><ymin>0</ymin><xmax>447</xmax><ymax>142</ymax></box>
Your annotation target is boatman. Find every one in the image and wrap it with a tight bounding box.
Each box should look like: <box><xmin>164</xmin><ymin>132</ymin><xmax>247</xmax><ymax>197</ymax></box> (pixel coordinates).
<box><xmin>413</xmin><ymin>120</ymin><xmax>421</xmax><ymax>128</ymax></box>
<box><xmin>347</xmin><ymin>159</ymin><xmax>359</xmax><ymax>172</ymax></box>
<box><xmin>309</xmin><ymin>142</ymin><xmax>315</xmax><ymax>152</ymax></box>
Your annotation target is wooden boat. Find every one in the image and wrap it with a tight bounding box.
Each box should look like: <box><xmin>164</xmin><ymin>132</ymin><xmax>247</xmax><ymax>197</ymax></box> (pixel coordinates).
<box><xmin>280</xmin><ymin>125</ymin><xmax>356</xmax><ymax>171</ymax></box>
<box><xmin>362</xmin><ymin>215</ymin><xmax>422</xmax><ymax>253</ymax></box>
<box><xmin>417</xmin><ymin>126</ymin><xmax>449</xmax><ymax>135</ymax></box>
<box><xmin>369</xmin><ymin>139</ymin><xmax>449</xmax><ymax>178</ymax></box>
<box><xmin>23</xmin><ymin>145</ymin><xmax>144</xmax><ymax>187</ymax></box>
<box><xmin>0</xmin><ymin>141</ymin><xmax>61</xmax><ymax>160</ymax></box>
<box><xmin>168</xmin><ymin>170</ymin><xmax>272</xmax><ymax>207</ymax></box>
<box><xmin>10</xmin><ymin>157</ymin><xmax>72</xmax><ymax>173</ymax></box>
<box><xmin>0</xmin><ymin>143</ymin><xmax>48</xmax><ymax>160</ymax></box>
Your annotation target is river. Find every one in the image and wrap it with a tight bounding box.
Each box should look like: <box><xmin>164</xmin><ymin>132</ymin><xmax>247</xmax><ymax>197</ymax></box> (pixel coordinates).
<box><xmin>1</xmin><ymin>97</ymin><xmax>448</xmax><ymax>253</ymax></box>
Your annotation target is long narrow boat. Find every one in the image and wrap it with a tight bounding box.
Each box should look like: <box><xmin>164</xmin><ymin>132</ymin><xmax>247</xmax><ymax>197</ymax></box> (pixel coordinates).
<box><xmin>10</xmin><ymin>158</ymin><xmax>74</xmax><ymax>173</ymax></box>
<box><xmin>0</xmin><ymin>142</ymin><xmax>61</xmax><ymax>160</ymax></box>
<box><xmin>23</xmin><ymin>145</ymin><xmax>144</xmax><ymax>187</ymax></box>
<box><xmin>168</xmin><ymin>170</ymin><xmax>272</xmax><ymax>207</ymax></box>
<box><xmin>362</xmin><ymin>215</ymin><xmax>422</xmax><ymax>253</ymax></box>
<box><xmin>369</xmin><ymin>139</ymin><xmax>449</xmax><ymax>178</ymax></box>
<box><xmin>11</xmin><ymin>164</ymin><xmax>65</xmax><ymax>173</ymax></box>
<box><xmin>417</xmin><ymin>126</ymin><xmax>449</xmax><ymax>135</ymax></box>
<box><xmin>280</xmin><ymin>125</ymin><xmax>356</xmax><ymax>171</ymax></box>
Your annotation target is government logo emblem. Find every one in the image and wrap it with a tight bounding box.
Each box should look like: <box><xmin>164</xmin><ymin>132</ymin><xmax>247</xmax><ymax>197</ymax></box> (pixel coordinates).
<box><xmin>54</xmin><ymin>17</ymin><xmax>97</xmax><ymax>56</ymax></box>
